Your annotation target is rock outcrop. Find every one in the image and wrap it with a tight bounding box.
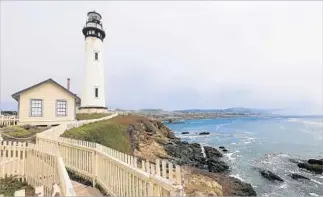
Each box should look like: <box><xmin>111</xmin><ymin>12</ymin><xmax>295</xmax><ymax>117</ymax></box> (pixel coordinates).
<box><xmin>259</xmin><ymin>169</ymin><xmax>284</xmax><ymax>182</ymax></box>
<box><xmin>290</xmin><ymin>173</ymin><xmax>310</xmax><ymax>180</ymax></box>
<box><xmin>289</xmin><ymin>157</ymin><xmax>323</xmax><ymax>174</ymax></box>
<box><xmin>204</xmin><ymin>146</ymin><xmax>223</xmax><ymax>158</ymax></box>
<box><xmin>297</xmin><ymin>163</ymin><xmax>323</xmax><ymax>174</ymax></box>
<box><xmin>199</xmin><ymin>132</ymin><xmax>210</xmax><ymax>135</ymax></box>
<box><xmin>308</xmin><ymin>159</ymin><xmax>323</xmax><ymax>165</ymax></box>
<box><xmin>164</xmin><ymin>141</ymin><xmax>207</xmax><ymax>169</ymax></box>
<box><xmin>208</xmin><ymin>159</ymin><xmax>229</xmax><ymax>173</ymax></box>
<box><xmin>188</xmin><ymin>167</ymin><xmax>257</xmax><ymax>196</ymax></box>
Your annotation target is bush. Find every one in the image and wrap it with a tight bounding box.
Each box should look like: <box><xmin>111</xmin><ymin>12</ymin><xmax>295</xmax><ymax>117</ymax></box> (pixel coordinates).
<box><xmin>0</xmin><ymin>175</ymin><xmax>32</xmax><ymax>196</ymax></box>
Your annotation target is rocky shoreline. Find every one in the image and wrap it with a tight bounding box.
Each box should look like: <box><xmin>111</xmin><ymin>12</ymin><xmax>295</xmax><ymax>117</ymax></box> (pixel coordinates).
<box><xmin>124</xmin><ymin>114</ymin><xmax>323</xmax><ymax>196</ymax></box>
<box><xmin>163</xmin><ymin>140</ymin><xmax>257</xmax><ymax>196</ymax></box>
<box><xmin>125</xmin><ymin>115</ymin><xmax>257</xmax><ymax>196</ymax></box>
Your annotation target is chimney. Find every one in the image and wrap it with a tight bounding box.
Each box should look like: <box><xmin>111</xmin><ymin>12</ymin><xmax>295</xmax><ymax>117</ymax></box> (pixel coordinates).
<box><xmin>67</xmin><ymin>78</ymin><xmax>70</xmax><ymax>90</ymax></box>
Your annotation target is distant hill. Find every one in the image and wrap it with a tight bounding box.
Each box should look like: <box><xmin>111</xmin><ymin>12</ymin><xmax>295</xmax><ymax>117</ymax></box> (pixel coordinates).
<box><xmin>173</xmin><ymin>107</ymin><xmax>276</xmax><ymax>114</ymax></box>
<box><xmin>138</xmin><ymin>109</ymin><xmax>163</xmax><ymax>112</ymax></box>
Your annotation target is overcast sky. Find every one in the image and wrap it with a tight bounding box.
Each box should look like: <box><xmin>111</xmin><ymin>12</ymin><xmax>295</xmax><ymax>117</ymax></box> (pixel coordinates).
<box><xmin>0</xmin><ymin>1</ymin><xmax>322</xmax><ymax>114</ymax></box>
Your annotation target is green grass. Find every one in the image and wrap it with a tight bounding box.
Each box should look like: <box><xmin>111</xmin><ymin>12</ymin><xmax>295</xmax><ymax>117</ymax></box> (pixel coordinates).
<box><xmin>4</xmin><ymin>126</ymin><xmax>30</xmax><ymax>137</ymax></box>
<box><xmin>76</xmin><ymin>113</ymin><xmax>110</xmax><ymax>120</ymax></box>
<box><xmin>1</xmin><ymin>125</ymin><xmax>50</xmax><ymax>138</ymax></box>
<box><xmin>0</xmin><ymin>175</ymin><xmax>33</xmax><ymax>196</ymax></box>
<box><xmin>61</xmin><ymin>120</ymin><xmax>132</xmax><ymax>154</ymax></box>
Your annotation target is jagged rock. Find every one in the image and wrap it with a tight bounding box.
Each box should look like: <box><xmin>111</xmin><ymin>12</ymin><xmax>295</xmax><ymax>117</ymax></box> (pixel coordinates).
<box><xmin>164</xmin><ymin>141</ymin><xmax>207</xmax><ymax>169</ymax></box>
<box><xmin>207</xmin><ymin>158</ymin><xmax>229</xmax><ymax>173</ymax></box>
<box><xmin>167</xmin><ymin>131</ymin><xmax>176</xmax><ymax>139</ymax></box>
<box><xmin>204</xmin><ymin>146</ymin><xmax>223</xmax><ymax>158</ymax></box>
<box><xmin>290</xmin><ymin>173</ymin><xmax>310</xmax><ymax>180</ymax></box>
<box><xmin>308</xmin><ymin>159</ymin><xmax>323</xmax><ymax>165</ymax></box>
<box><xmin>259</xmin><ymin>170</ymin><xmax>284</xmax><ymax>182</ymax></box>
<box><xmin>297</xmin><ymin>163</ymin><xmax>323</xmax><ymax>174</ymax></box>
<box><xmin>199</xmin><ymin>132</ymin><xmax>210</xmax><ymax>135</ymax></box>
<box><xmin>228</xmin><ymin>177</ymin><xmax>257</xmax><ymax>196</ymax></box>
<box><xmin>152</xmin><ymin>136</ymin><xmax>168</xmax><ymax>145</ymax></box>
<box><xmin>181</xmin><ymin>132</ymin><xmax>189</xmax><ymax>134</ymax></box>
<box><xmin>143</xmin><ymin>121</ymin><xmax>157</xmax><ymax>134</ymax></box>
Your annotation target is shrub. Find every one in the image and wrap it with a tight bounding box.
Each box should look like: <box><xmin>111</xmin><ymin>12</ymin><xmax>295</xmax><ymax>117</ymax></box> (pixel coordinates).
<box><xmin>0</xmin><ymin>175</ymin><xmax>30</xmax><ymax>196</ymax></box>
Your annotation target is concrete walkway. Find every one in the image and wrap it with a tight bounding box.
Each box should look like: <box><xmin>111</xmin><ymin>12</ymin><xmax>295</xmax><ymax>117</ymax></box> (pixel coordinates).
<box><xmin>72</xmin><ymin>181</ymin><xmax>103</xmax><ymax>196</ymax></box>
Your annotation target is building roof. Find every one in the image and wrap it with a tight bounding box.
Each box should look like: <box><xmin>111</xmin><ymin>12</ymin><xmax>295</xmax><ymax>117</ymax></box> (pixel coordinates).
<box><xmin>12</xmin><ymin>78</ymin><xmax>81</xmax><ymax>102</ymax></box>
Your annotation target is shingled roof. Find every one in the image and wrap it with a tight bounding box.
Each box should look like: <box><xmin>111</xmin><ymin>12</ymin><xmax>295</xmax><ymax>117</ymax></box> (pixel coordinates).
<box><xmin>12</xmin><ymin>78</ymin><xmax>81</xmax><ymax>102</ymax></box>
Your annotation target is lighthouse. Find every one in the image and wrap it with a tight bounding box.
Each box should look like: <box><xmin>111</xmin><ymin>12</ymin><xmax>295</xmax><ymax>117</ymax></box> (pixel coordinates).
<box><xmin>80</xmin><ymin>11</ymin><xmax>108</xmax><ymax>113</ymax></box>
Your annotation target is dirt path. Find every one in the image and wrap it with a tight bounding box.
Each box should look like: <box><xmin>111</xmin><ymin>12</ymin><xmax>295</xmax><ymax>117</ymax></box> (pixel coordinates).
<box><xmin>72</xmin><ymin>181</ymin><xmax>103</xmax><ymax>196</ymax></box>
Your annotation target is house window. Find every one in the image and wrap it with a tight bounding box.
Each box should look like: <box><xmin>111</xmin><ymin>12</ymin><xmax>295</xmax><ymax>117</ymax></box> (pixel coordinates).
<box><xmin>95</xmin><ymin>88</ymin><xmax>99</xmax><ymax>98</ymax></box>
<box><xmin>30</xmin><ymin>99</ymin><xmax>42</xmax><ymax>117</ymax></box>
<box><xmin>56</xmin><ymin>100</ymin><xmax>67</xmax><ymax>116</ymax></box>
<box><xmin>95</xmin><ymin>52</ymin><xmax>98</xmax><ymax>60</ymax></box>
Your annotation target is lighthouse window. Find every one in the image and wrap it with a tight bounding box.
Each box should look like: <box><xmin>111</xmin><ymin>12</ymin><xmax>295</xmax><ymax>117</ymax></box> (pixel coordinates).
<box><xmin>95</xmin><ymin>52</ymin><xmax>98</xmax><ymax>60</ymax></box>
<box><xmin>95</xmin><ymin>88</ymin><xmax>99</xmax><ymax>98</ymax></box>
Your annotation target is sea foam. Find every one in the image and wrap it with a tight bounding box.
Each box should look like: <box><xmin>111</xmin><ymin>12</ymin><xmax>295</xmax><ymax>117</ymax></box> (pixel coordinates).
<box><xmin>311</xmin><ymin>179</ymin><xmax>323</xmax><ymax>185</ymax></box>
<box><xmin>229</xmin><ymin>174</ymin><xmax>246</xmax><ymax>182</ymax></box>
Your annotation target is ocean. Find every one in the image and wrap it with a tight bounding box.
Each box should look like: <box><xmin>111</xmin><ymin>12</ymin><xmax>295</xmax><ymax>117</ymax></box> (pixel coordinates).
<box><xmin>165</xmin><ymin>116</ymin><xmax>323</xmax><ymax>197</ymax></box>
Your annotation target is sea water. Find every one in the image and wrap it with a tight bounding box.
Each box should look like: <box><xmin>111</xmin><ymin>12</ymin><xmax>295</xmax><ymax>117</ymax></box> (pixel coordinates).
<box><xmin>166</xmin><ymin>116</ymin><xmax>323</xmax><ymax>196</ymax></box>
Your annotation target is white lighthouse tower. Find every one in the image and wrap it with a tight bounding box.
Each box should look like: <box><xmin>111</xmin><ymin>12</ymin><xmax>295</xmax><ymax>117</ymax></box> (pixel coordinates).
<box><xmin>80</xmin><ymin>11</ymin><xmax>108</xmax><ymax>113</ymax></box>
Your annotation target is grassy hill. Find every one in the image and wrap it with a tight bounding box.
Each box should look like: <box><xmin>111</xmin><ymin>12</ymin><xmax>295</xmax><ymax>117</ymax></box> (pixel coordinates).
<box><xmin>61</xmin><ymin>118</ymin><xmax>132</xmax><ymax>154</ymax></box>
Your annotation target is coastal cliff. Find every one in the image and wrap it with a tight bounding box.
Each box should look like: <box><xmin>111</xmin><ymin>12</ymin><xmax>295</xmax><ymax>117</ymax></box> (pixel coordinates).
<box><xmin>111</xmin><ymin>114</ymin><xmax>257</xmax><ymax>196</ymax></box>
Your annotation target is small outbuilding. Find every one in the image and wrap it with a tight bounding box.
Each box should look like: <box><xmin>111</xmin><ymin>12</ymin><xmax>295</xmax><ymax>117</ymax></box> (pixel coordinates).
<box><xmin>12</xmin><ymin>78</ymin><xmax>80</xmax><ymax>126</ymax></box>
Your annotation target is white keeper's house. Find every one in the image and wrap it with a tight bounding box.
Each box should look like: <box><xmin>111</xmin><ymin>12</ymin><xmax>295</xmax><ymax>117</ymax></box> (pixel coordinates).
<box><xmin>12</xmin><ymin>78</ymin><xmax>80</xmax><ymax>126</ymax></box>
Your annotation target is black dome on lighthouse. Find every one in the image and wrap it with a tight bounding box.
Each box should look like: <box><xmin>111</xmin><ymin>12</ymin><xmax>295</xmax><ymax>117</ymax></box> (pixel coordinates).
<box><xmin>82</xmin><ymin>11</ymin><xmax>105</xmax><ymax>41</ymax></box>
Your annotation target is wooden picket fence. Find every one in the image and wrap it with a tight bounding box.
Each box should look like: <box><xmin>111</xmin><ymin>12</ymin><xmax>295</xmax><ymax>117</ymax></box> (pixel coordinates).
<box><xmin>0</xmin><ymin>141</ymin><xmax>75</xmax><ymax>196</ymax></box>
<box><xmin>37</xmin><ymin>113</ymin><xmax>185</xmax><ymax>196</ymax></box>
<box><xmin>0</xmin><ymin>115</ymin><xmax>18</xmax><ymax>127</ymax></box>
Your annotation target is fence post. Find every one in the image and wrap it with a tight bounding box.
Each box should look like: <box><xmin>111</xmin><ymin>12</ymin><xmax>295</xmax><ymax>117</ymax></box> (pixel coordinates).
<box><xmin>92</xmin><ymin>149</ymin><xmax>97</xmax><ymax>187</ymax></box>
